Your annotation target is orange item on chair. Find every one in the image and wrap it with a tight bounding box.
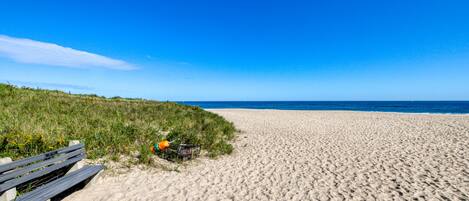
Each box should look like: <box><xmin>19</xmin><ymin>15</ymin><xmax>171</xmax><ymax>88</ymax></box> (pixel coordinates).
<box><xmin>158</xmin><ymin>140</ymin><xmax>170</xmax><ymax>151</ymax></box>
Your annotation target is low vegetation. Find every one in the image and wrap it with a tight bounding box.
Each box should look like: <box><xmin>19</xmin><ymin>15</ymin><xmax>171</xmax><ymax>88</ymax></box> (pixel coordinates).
<box><xmin>0</xmin><ymin>83</ymin><xmax>235</xmax><ymax>164</ymax></box>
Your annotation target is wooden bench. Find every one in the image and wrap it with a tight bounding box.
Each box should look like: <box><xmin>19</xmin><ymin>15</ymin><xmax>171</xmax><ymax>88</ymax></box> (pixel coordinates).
<box><xmin>0</xmin><ymin>142</ymin><xmax>103</xmax><ymax>201</ymax></box>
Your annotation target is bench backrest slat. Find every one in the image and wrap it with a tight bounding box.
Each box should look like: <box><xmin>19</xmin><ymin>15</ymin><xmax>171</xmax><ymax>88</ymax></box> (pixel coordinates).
<box><xmin>0</xmin><ymin>154</ymin><xmax>85</xmax><ymax>192</ymax></box>
<box><xmin>0</xmin><ymin>148</ymin><xmax>84</xmax><ymax>183</ymax></box>
<box><xmin>0</xmin><ymin>143</ymin><xmax>84</xmax><ymax>173</ymax></box>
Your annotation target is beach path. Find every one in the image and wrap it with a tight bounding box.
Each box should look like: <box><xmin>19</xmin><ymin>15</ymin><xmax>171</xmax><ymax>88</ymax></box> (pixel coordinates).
<box><xmin>65</xmin><ymin>110</ymin><xmax>469</xmax><ymax>200</ymax></box>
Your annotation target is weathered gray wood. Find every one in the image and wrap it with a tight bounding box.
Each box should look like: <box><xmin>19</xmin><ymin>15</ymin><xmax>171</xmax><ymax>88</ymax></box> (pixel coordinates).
<box><xmin>0</xmin><ymin>155</ymin><xmax>84</xmax><ymax>192</ymax></box>
<box><xmin>0</xmin><ymin>143</ymin><xmax>100</xmax><ymax>200</ymax></box>
<box><xmin>0</xmin><ymin>157</ymin><xmax>16</xmax><ymax>201</ymax></box>
<box><xmin>0</xmin><ymin>148</ymin><xmax>84</xmax><ymax>183</ymax></box>
<box><xmin>16</xmin><ymin>165</ymin><xmax>103</xmax><ymax>201</ymax></box>
<box><xmin>0</xmin><ymin>143</ymin><xmax>84</xmax><ymax>174</ymax></box>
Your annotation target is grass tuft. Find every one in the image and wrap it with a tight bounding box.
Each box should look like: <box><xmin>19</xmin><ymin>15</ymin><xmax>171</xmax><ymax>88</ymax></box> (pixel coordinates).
<box><xmin>0</xmin><ymin>83</ymin><xmax>235</xmax><ymax>163</ymax></box>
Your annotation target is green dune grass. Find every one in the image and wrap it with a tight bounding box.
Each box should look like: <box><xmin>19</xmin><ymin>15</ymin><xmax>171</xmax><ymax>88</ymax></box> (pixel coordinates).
<box><xmin>0</xmin><ymin>84</ymin><xmax>235</xmax><ymax>164</ymax></box>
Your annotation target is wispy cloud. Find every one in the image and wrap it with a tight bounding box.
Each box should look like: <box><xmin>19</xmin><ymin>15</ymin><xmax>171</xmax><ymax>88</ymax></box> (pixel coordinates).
<box><xmin>0</xmin><ymin>35</ymin><xmax>136</xmax><ymax>70</ymax></box>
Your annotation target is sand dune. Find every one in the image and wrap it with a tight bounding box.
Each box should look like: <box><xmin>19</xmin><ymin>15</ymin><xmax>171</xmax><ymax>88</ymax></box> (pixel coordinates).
<box><xmin>66</xmin><ymin>110</ymin><xmax>469</xmax><ymax>200</ymax></box>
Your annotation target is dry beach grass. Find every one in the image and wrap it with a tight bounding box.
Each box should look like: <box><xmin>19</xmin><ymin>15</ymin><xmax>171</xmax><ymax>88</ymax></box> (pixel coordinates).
<box><xmin>66</xmin><ymin>109</ymin><xmax>469</xmax><ymax>200</ymax></box>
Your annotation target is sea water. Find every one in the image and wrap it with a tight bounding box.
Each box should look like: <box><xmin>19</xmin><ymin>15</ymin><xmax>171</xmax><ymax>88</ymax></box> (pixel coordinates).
<box><xmin>179</xmin><ymin>101</ymin><xmax>469</xmax><ymax>114</ymax></box>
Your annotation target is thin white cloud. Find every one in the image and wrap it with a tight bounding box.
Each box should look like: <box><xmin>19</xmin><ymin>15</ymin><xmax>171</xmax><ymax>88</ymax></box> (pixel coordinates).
<box><xmin>0</xmin><ymin>35</ymin><xmax>136</xmax><ymax>70</ymax></box>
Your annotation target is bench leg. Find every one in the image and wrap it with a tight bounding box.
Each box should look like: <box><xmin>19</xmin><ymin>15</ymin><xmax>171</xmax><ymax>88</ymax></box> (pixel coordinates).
<box><xmin>0</xmin><ymin>188</ymin><xmax>15</xmax><ymax>201</ymax></box>
<box><xmin>63</xmin><ymin>141</ymin><xmax>103</xmax><ymax>191</ymax></box>
<box><xmin>0</xmin><ymin>158</ymin><xmax>16</xmax><ymax>201</ymax></box>
<box><xmin>66</xmin><ymin>140</ymin><xmax>84</xmax><ymax>174</ymax></box>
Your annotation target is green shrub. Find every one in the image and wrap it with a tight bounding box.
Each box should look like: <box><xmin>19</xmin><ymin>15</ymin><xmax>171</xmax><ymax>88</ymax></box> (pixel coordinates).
<box><xmin>0</xmin><ymin>83</ymin><xmax>235</xmax><ymax>163</ymax></box>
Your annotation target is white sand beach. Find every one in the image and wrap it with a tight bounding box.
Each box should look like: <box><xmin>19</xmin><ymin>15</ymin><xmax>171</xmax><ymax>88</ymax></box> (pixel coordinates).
<box><xmin>66</xmin><ymin>109</ymin><xmax>469</xmax><ymax>200</ymax></box>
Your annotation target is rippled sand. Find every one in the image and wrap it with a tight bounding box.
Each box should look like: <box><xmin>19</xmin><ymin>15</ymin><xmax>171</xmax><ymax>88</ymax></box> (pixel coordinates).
<box><xmin>66</xmin><ymin>109</ymin><xmax>469</xmax><ymax>200</ymax></box>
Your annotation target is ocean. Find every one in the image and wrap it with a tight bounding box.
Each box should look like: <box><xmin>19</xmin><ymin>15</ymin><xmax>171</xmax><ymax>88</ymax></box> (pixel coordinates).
<box><xmin>179</xmin><ymin>101</ymin><xmax>469</xmax><ymax>114</ymax></box>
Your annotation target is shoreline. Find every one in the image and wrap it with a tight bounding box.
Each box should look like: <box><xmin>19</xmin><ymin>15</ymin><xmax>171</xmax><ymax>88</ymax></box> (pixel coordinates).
<box><xmin>207</xmin><ymin>108</ymin><xmax>469</xmax><ymax>116</ymax></box>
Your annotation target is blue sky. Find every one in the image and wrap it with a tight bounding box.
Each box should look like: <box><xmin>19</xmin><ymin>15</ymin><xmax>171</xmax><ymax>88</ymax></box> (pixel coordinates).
<box><xmin>1</xmin><ymin>0</ymin><xmax>468</xmax><ymax>101</ymax></box>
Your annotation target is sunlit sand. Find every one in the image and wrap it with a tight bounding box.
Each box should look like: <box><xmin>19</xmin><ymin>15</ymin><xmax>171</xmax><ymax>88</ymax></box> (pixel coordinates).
<box><xmin>66</xmin><ymin>109</ymin><xmax>469</xmax><ymax>200</ymax></box>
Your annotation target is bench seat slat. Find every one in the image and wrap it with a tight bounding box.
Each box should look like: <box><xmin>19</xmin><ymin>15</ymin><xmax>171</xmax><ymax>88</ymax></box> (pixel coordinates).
<box><xmin>0</xmin><ymin>154</ymin><xmax>85</xmax><ymax>192</ymax></box>
<box><xmin>0</xmin><ymin>143</ymin><xmax>84</xmax><ymax>173</ymax></box>
<box><xmin>0</xmin><ymin>148</ymin><xmax>84</xmax><ymax>183</ymax></box>
<box><xmin>16</xmin><ymin>165</ymin><xmax>103</xmax><ymax>201</ymax></box>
